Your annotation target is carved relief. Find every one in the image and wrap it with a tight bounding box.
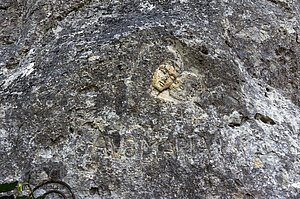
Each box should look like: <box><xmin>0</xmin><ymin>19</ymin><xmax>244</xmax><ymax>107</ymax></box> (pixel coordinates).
<box><xmin>151</xmin><ymin>59</ymin><xmax>203</xmax><ymax>103</ymax></box>
<box><xmin>152</xmin><ymin>60</ymin><xmax>179</xmax><ymax>92</ymax></box>
<box><xmin>148</xmin><ymin>44</ymin><xmax>205</xmax><ymax>103</ymax></box>
<box><xmin>92</xmin><ymin>130</ymin><xmax>207</xmax><ymax>161</ymax></box>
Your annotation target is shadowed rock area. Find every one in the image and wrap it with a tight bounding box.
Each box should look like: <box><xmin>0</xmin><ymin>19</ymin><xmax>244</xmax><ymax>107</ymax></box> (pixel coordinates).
<box><xmin>0</xmin><ymin>0</ymin><xmax>299</xmax><ymax>198</ymax></box>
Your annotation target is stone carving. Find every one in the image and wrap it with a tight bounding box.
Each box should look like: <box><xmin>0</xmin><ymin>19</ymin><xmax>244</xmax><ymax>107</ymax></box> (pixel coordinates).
<box><xmin>92</xmin><ymin>131</ymin><xmax>207</xmax><ymax>161</ymax></box>
<box><xmin>152</xmin><ymin>60</ymin><xmax>179</xmax><ymax>92</ymax></box>
<box><xmin>151</xmin><ymin>59</ymin><xmax>203</xmax><ymax>102</ymax></box>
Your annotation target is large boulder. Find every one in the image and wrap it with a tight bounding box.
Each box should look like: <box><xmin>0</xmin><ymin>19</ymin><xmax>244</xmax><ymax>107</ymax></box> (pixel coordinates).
<box><xmin>0</xmin><ymin>0</ymin><xmax>299</xmax><ymax>198</ymax></box>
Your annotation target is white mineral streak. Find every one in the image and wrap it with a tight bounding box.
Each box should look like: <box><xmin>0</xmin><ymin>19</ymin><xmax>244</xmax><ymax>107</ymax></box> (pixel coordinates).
<box><xmin>290</xmin><ymin>182</ymin><xmax>300</xmax><ymax>189</ymax></box>
<box><xmin>2</xmin><ymin>62</ymin><xmax>35</xmax><ymax>89</ymax></box>
<box><xmin>36</xmin><ymin>149</ymin><xmax>53</xmax><ymax>159</ymax></box>
<box><xmin>0</xmin><ymin>129</ymin><xmax>8</xmax><ymax>138</ymax></box>
<box><xmin>140</xmin><ymin>2</ymin><xmax>155</xmax><ymax>11</ymax></box>
<box><xmin>53</xmin><ymin>25</ymin><xmax>63</xmax><ymax>35</ymax></box>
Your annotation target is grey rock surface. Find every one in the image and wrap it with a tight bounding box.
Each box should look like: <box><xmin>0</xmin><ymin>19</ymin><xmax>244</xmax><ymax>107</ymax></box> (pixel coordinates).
<box><xmin>0</xmin><ymin>0</ymin><xmax>299</xmax><ymax>198</ymax></box>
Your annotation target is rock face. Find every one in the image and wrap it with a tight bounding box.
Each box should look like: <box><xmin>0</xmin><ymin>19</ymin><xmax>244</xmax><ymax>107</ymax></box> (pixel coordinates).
<box><xmin>0</xmin><ymin>0</ymin><xmax>299</xmax><ymax>198</ymax></box>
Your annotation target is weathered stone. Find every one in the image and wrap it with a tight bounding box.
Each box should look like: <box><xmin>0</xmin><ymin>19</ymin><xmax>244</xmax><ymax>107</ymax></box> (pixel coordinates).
<box><xmin>0</xmin><ymin>0</ymin><xmax>299</xmax><ymax>198</ymax></box>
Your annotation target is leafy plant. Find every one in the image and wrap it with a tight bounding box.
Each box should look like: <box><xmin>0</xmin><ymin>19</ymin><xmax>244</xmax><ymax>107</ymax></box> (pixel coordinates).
<box><xmin>0</xmin><ymin>181</ymin><xmax>45</xmax><ymax>199</ymax></box>
<box><xmin>0</xmin><ymin>181</ymin><xmax>18</xmax><ymax>193</ymax></box>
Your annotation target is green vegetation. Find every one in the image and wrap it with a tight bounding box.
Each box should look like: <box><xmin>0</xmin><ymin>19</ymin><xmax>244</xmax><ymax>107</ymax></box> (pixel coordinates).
<box><xmin>0</xmin><ymin>181</ymin><xmax>45</xmax><ymax>199</ymax></box>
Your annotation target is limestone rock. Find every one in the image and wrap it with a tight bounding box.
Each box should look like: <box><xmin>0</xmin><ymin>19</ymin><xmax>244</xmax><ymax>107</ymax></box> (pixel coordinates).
<box><xmin>0</xmin><ymin>0</ymin><xmax>299</xmax><ymax>198</ymax></box>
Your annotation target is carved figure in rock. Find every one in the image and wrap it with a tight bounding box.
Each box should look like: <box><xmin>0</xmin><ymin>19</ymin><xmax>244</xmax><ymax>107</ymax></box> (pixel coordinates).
<box><xmin>169</xmin><ymin>72</ymin><xmax>195</xmax><ymax>101</ymax></box>
<box><xmin>152</xmin><ymin>60</ymin><xmax>179</xmax><ymax>92</ymax></box>
<box><xmin>152</xmin><ymin>59</ymin><xmax>202</xmax><ymax>102</ymax></box>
